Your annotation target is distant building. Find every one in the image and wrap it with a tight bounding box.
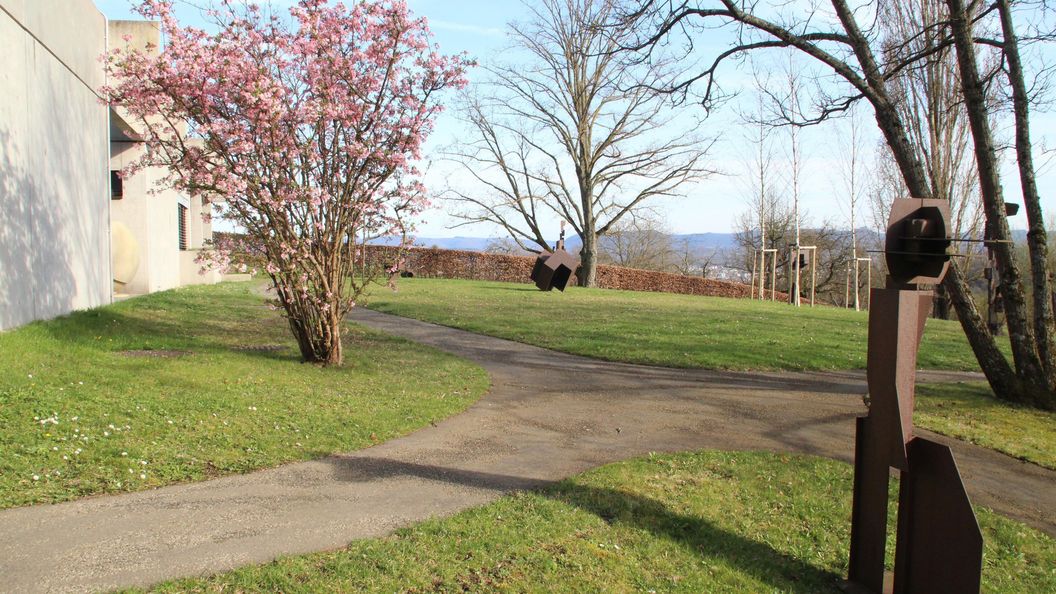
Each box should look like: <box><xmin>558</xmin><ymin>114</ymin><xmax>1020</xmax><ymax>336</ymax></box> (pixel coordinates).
<box><xmin>0</xmin><ymin>1</ymin><xmax>218</xmax><ymax>332</ymax></box>
<box><xmin>107</xmin><ymin>20</ymin><xmax>219</xmax><ymax>297</ymax></box>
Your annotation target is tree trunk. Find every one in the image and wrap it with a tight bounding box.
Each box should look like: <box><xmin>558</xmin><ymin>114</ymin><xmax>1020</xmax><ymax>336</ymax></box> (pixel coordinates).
<box><xmin>943</xmin><ymin>262</ymin><xmax>1020</xmax><ymax>396</ymax></box>
<box><xmin>274</xmin><ymin>278</ymin><xmax>344</xmax><ymax>366</ymax></box>
<box><xmin>946</xmin><ymin>0</ymin><xmax>1054</xmax><ymax>409</ymax></box>
<box><xmin>996</xmin><ymin>0</ymin><xmax>1056</xmax><ymax>385</ymax></box>
<box><xmin>288</xmin><ymin>314</ymin><xmax>343</xmax><ymax>366</ymax></box>
<box><xmin>578</xmin><ymin>231</ymin><xmax>598</xmax><ymax>287</ymax></box>
<box><xmin>946</xmin><ymin>0</ymin><xmax>1047</xmax><ymax>380</ymax></box>
<box><xmin>833</xmin><ymin>0</ymin><xmax>1037</xmax><ymax>404</ymax></box>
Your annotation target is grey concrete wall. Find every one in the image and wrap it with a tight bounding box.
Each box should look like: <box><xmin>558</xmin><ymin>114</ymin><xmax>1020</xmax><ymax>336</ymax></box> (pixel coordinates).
<box><xmin>0</xmin><ymin>0</ymin><xmax>112</xmax><ymax>331</ymax></box>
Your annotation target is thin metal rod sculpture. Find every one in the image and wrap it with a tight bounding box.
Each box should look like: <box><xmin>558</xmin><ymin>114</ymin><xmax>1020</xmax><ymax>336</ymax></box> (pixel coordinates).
<box><xmin>847</xmin><ymin>197</ymin><xmax>983</xmax><ymax>594</ymax></box>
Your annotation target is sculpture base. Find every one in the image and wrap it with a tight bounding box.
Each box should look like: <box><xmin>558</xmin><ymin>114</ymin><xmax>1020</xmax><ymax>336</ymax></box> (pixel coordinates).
<box><xmin>841</xmin><ymin>573</ymin><xmax>893</xmax><ymax>594</ymax></box>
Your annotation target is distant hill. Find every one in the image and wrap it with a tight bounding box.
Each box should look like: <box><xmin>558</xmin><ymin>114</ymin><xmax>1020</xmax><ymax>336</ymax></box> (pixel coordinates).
<box><xmin>372</xmin><ymin>227</ymin><xmax>1025</xmax><ymax>254</ymax></box>
<box><xmin>372</xmin><ymin>233</ymin><xmax>739</xmax><ymax>253</ymax></box>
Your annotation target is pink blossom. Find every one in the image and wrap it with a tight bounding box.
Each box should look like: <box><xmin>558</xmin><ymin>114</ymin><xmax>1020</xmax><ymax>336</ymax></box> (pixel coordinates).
<box><xmin>104</xmin><ymin>0</ymin><xmax>469</xmax><ymax>365</ymax></box>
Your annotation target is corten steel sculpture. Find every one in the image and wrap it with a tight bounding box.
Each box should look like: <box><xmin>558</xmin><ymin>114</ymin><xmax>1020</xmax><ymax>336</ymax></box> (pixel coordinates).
<box><xmin>530</xmin><ymin>249</ymin><xmax>578</xmax><ymax>291</ymax></box>
<box><xmin>847</xmin><ymin>197</ymin><xmax>983</xmax><ymax>594</ymax></box>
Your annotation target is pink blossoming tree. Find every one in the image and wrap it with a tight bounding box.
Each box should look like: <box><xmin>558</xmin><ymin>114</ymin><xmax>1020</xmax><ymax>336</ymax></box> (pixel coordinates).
<box><xmin>105</xmin><ymin>0</ymin><xmax>469</xmax><ymax>365</ymax></box>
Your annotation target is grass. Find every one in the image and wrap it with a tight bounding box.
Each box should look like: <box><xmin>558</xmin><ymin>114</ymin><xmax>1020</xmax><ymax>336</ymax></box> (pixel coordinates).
<box><xmin>367</xmin><ymin>278</ymin><xmax>1002</xmax><ymax>372</ymax></box>
<box><xmin>917</xmin><ymin>382</ymin><xmax>1056</xmax><ymax>470</ymax></box>
<box><xmin>140</xmin><ymin>450</ymin><xmax>1056</xmax><ymax>593</ymax></box>
<box><xmin>0</xmin><ymin>282</ymin><xmax>489</xmax><ymax>509</ymax></box>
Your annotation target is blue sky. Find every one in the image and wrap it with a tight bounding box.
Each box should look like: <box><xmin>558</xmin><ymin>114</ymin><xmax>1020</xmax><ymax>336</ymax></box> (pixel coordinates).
<box><xmin>94</xmin><ymin>1</ymin><xmax>1052</xmax><ymax>239</ymax></box>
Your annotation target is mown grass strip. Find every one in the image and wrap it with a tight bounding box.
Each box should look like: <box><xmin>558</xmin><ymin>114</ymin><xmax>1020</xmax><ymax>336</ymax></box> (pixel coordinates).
<box><xmin>0</xmin><ymin>282</ymin><xmax>488</xmax><ymax>509</ymax></box>
<box><xmin>917</xmin><ymin>382</ymin><xmax>1056</xmax><ymax>470</ymax></box>
<box><xmin>367</xmin><ymin>278</ymin><xmax>1001</xmax><ymax>372</ymax></box>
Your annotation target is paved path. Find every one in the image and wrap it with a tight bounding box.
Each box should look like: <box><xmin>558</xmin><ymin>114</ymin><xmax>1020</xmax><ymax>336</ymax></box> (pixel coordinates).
<box><xmin>1</xmin><ymin>310</ymin><xmax>1054</xmax><ymax>593</ymax></box>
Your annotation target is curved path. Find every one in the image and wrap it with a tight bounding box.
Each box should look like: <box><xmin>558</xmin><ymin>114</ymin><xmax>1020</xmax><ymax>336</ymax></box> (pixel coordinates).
<box><xmin>1</xmin><ymin>309</ymin><xmax>1053</xmax><ymax>593</ymax></box>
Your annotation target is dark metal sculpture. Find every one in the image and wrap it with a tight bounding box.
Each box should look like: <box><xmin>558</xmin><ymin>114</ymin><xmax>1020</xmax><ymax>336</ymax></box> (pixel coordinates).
<box><xmin>531</xmin><ymin>224</ymin><xmax>579</xmax><ymax>291</ymax></box>
<box><xmin>847</xmin><ymin>197</ymin><xmax>983</xmax><ymax>594</ymax></box>
<box><xmin>531</xmin><ymin>249</ymin><xmax>577</xmax><ymax>291</ymax></box>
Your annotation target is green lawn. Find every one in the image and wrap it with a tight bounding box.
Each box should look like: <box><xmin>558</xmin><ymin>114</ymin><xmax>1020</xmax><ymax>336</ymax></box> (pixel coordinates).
<box><xmin>917</xmin><ymin>382</ymin><xmax>1056</xmax><ymax>470</ymax></box>
<box><xmin>367</xmin><ymin>278</ymin><xmax>999</xmax><ymax>372</ymax></box>
<box><xmin>141</xmin><ymin>450</ymin><xmax>1055</xmax><ymax>593</ymax></box>
<box><xmin>0</xmin><ymin>282</ymin><xmax>488</xmax><ymax>509</ymax></box>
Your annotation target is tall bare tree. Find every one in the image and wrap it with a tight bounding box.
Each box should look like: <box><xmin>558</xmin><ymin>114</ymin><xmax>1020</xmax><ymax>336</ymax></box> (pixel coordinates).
<box><xmin>833</xmin><ymin>103</ymin><xmax>872</xmax><ymax>310</ymax></box>
<box><xmin>882</xmin><ymin>0</ymin><xmax>985</xmax><ymax>318</ymax></box>
<box><xmin>446</xmin><ymin>0</ymin><xmax>714</xmax><ymax>286</ymax></box>
<box><xmin>739</xmin><ymin>92</ymin><xmax>784</xmax><ymax>298</ymax></box>
<box><xmin>626</xmin><ymin>0</ymin><xmax>1056</xmax><ymax>409</ymax></box>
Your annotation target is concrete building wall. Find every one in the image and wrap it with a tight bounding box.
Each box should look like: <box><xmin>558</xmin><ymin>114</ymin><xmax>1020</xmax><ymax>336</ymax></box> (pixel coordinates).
<box><xmin>0</xmin><ymin>0</ymin><xmax>112</xmax><ymax>330</ymax></box>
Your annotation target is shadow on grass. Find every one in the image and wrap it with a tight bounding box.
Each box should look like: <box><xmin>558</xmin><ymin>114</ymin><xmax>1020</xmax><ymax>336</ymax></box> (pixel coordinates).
<box><xmin>20</xmin><ymin>297</ymin><xmax>308</xmax><ymax>364</ymax></box>
<box><xmin>325</xmin><ymin>456</ymin><xmax>841</xmax><ymax>592</ymax></box>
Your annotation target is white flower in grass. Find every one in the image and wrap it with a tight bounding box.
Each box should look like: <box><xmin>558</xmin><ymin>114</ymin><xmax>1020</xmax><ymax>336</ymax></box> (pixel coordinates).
<box><xmin>139</xmin><ymin>473</ymin><xmax>146</xmax><ymax>480</ymax></box>
<box><xmin>32</xmin><ymin>475</ymin><xmax>39</xmax><ymax>481</ymax></box>
<box><xmin>121</xmin><ymin>452</ymin><xmax>127</xmax><ymax>457</ymax></box>
<box><xmin>103</xmin><ymin>431</ymin><xmax>110</xmax><ymax>437</ymax></box>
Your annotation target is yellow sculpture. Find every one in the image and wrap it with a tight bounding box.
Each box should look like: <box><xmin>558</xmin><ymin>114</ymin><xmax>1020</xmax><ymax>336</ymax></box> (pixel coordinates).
<box><xmin>111</xmin><ymin>221</ymin><xmax>140</xmax><ymax>290</ymax></box>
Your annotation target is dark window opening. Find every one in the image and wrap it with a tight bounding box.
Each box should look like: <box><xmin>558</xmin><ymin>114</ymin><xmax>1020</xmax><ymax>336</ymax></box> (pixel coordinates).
<box><xmin>178</xmin><ymin>204</ymin><xmax>188</xmax><ymax>251</ymax></box>
<box><xmin>110</xmin><ymin>171</ymin><xmax>123</xmax><ymax>200</ymax></box>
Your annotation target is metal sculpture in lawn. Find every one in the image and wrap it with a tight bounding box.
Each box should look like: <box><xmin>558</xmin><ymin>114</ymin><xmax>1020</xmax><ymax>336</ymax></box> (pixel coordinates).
<box><xmin>847</xmin><ymin>197</ymin><xmax>983</xmax><ymax>594</ymax></box>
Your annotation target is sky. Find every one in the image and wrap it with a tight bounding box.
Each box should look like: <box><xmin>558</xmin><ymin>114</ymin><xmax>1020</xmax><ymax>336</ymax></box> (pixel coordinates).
<box><xmin>94</xmin><ymin>0</ymin><xmax>1055</xmax><ymax>238</ymax></box>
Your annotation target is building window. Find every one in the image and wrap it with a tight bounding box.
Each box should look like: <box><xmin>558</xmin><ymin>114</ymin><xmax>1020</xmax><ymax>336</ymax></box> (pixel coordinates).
<box><xmin>110</xmin><ymin>171</ymin><xmax>123</xmax><ymax>200</ymax></box>
<box><xmin>178</xmin><ymin>204</ymin><xmax>188</xmax><ymax>251</ymax></box>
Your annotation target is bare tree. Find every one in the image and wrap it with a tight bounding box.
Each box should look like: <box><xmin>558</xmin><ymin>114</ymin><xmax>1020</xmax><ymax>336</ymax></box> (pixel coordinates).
<box><xmin>734</xmin><ymin>204</ymin><xmax>852</xmax><ymax>304</ymax></box>
<box><xmin>626</xmin><ymin>0</ymin><xmax>1056</xmax><ymax>409</ymax></box>
<box><xmin>673</xmin><ymin>242</ymin><xmax>723</xmax><ymax>277</ymax></box>
<box><xmin>598</xmin><ymin>210</ymin><xmax>677</xmax><ymax>270</ymax></box>
<box><xmin>444</xmin><ymin>97</ymin><xmax>553</xmax><ymax>254</ymax></box>
<box><xmin>758</xmin><ymin>51</ymin><xmax>813</xmax><ymax>304</ymax></box>
<box><xmin>833</xmin><ymin>103</ymin><xmax>873</xmax><ymax>310</ymax></box>
<box><xmin>445</xmin><ymin>0</ymin><xmax>714</xmax><ymax>286</ymax></box>
<box><xmin>738</xmin><ymin>92</ymin><xmax>784</xmax><ymax>298</ymax></box>
<box><xmin>882</xmin><ymin>0</ymin><xmax>986</xmax><ymax>318</ymax></box>
<box><xmin>485</xmin><ymin>236</ymin><xmax>533</xmax><ymax>255</ymax></box>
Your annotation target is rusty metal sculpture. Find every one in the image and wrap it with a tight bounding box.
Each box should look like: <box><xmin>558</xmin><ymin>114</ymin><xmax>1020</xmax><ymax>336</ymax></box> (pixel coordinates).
<box><xmin>847</xmin><ymin>197</ymin><xmax>983</xmax><ymax>594</ymax></box>
<box><xmin>531</xmin><ymin>224</ymin><xmax>579</xmax><ymax>291</ymax></box>
<box><xmin>531</xmin><ymin>249</ymin><xmax>577</xmax><ymax>291</ymax></box>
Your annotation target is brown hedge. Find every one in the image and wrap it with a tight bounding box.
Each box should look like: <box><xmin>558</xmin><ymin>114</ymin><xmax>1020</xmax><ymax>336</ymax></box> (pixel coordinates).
<box><xmin>366</xmin><ymin>245</ymin><xmax>785</xmax><ymax>301</ymax></box>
